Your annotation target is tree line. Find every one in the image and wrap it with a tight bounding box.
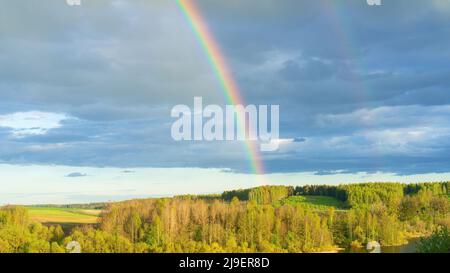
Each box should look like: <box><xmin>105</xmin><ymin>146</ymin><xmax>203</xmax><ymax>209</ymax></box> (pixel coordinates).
<box><xmin>222</xmin><ymin>185</ymin><xmax>294</xmax><ymax>204</ymax></box>
<box><xmin>0</xmin><ymin>182</ymin><xmax>449</xmax><ymax>253</ymax></box>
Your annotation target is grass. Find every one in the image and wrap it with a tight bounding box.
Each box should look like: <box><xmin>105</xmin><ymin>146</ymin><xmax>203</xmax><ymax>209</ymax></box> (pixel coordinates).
<box><xmin>27</xmin><ymin>207</ymin><xmax>101</xmax><ymax>224</ymax></box>
<box><xmin>279</xmin><ymin>195</ymin><xmax>346</xmax><ymax>210</ymax></box>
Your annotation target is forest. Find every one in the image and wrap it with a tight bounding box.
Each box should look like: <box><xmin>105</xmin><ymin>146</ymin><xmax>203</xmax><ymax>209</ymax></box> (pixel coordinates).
<box><xmin>0</xmin><ymin>182</ymin><xmax>449</xmax><ymax>253</ymax></box>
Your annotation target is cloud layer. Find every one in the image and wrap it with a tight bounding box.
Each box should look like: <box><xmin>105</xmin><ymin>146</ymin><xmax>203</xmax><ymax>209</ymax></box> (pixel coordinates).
<box><xmin>1</xmin><ymin>0</ymin><xmax>450</xmax><ymax>175</ymax></box>
<box><xmin>0</xmin><ymin>111</ymin><xmax>70</xmax><ymax>137</ymax></box>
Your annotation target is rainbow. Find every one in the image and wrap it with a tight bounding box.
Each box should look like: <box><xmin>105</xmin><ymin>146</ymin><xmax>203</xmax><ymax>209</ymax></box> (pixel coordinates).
<box><xmin>176</xmin><ymin>0</ymin><xmax>267</xmax><ymax>183</ymax></box>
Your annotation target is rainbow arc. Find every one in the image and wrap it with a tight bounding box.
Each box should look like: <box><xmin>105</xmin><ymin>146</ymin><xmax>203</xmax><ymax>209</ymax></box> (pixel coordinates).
<box><xmin>176</xmin><ymin>0</ymin><xmax>267</xmax><ymax>183</ymax></box>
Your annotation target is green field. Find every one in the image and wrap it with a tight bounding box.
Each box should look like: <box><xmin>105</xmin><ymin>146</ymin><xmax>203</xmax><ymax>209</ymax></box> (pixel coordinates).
<box><xmin>27</xmin><ymin>207</ymin><xmax>101</xmax><ymax>224</ymax></box>
<box><xmin>279</xmin><ymin>195</ymin><xmax>346</xmax><ymax>210</ymax></box>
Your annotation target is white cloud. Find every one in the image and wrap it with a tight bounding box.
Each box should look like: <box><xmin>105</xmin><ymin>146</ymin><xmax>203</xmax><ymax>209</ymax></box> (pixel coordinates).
<box><xmin>266</xmin><ymin>137</ymin><xmax>306</xmax><ymax>146</ymax></box>
<box><xmin>317</xmin><ymin>105</ymin><xmax>450</xmax><ymax>129</ymax></box>
<box><xmin>269</xmin><ymin>105</ymin><xmax>450</xmax><ymax>158</ymax></box>
<box><xmin>0</xmin><ymin>111</ymin><xmax>70</xmax><ymax>137</ymax></box>
<box><xmin>433</xmin><ymin>0</ymin><xmax>450</xmax><ymax>13</ymax></box>
<box><xmin>25</xmin><ymin>143</ymin><xmax>68</xmax><ymax>152</ymax></box>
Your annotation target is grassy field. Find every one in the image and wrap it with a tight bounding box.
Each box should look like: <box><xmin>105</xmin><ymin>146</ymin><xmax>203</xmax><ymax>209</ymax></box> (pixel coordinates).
<box><xmin>279</xmin><ymin>195</ymin><xmax>346</xmax><ymax>210</ymax></box>
<box><xmin>27</xmin><ymin>207</ymin><xmax>101</xmax><ymax>224</ymax></box>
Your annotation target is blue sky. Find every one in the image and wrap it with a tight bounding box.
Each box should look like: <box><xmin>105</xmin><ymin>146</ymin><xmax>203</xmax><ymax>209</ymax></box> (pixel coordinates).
<box><xmin>1</xmin><ymin>0</ymin><xmax>450</xmax><ymax>204</ymax></box>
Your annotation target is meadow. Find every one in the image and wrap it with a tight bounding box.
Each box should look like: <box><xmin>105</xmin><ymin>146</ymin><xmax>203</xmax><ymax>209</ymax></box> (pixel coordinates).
<box><xmin>27</xmin><ymin>207</ymin><xmax>100</xmax><ymax>224</ymax></box>
<box><xmin>278</xmin><ymin>195</ymin><xmax>345</xmax><ymax>210</ymax></box>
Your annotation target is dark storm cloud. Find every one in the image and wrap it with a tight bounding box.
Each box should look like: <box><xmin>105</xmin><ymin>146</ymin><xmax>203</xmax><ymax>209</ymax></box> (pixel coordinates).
<box><xmin>1</xmin><ymin>0</ymin><xmax>450</xmax><ymax>174</ymax></box>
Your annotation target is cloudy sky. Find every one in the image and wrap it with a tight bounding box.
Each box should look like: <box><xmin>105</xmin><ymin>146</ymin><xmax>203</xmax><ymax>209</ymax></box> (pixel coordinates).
<box><xmin>1</xmin><ymin>0</ymin><xmax>450</xmax><ymax>204</ymax></box>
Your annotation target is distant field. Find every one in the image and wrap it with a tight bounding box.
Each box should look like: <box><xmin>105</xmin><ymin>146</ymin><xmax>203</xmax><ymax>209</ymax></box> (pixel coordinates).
<box><xmin>279</xmin><ymin>195</ymin><xmax>346</xmax><ymax>210</ymax></box>
<box><xmin>28</xmin><ymin>207</ymin><xmax>101</xmax><ymax>224</ymax></box>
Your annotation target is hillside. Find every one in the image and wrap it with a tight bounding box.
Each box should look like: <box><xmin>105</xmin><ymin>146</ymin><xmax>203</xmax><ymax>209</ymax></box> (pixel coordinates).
<box><xmin>0</xmin><ymin>182</ymin><xmax>448</xmax><ymax>253</ymax></box>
